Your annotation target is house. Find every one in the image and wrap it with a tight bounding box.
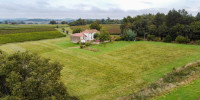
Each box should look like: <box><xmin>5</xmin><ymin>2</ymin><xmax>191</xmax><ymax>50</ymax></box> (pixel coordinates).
<box><xmin>70</xmin><ymin>29</ymin><xmax>99</xmax><ymax>43</ymax></box>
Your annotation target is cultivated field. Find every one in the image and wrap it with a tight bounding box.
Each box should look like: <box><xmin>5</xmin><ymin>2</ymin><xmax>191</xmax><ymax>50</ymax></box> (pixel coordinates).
<box><xmin>0</xmin><ymin>24</ymin><xmax>66</xmax><ymax>44</ymax></box>
<box><xmin>70</xmin><ymin>24</ymin><xmax>121</xmax><ymax>35</ymax></box>
<box><xmin>1</xmin><ymin>36</ymin><xmax>200</xmax><ymax>100</ymax></box>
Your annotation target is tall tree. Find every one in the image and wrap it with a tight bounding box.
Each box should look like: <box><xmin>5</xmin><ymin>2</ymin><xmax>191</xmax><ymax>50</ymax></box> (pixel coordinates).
<box><xmin>153</xmin><ymin>13</ymin><xmax>166</xmax><ymax>28</ymax></box>
<box><xmin>89</xmin><ymin>22</ymin><xmax>102</xmax><ymax>31</ymax></box>
<box><xmin>166</xmin><ymin>9</ymin><xmax>182</xmax><ymax>27</ymax></box>
<box><xmin>0</xmin><ymin>52</ymin><xmax>77</xmax><ymax>100</ymax></box>
<box><xmin>196</xmin><ymin>12</ymin><xmax>200</xmax><ymax>21</ymax></box>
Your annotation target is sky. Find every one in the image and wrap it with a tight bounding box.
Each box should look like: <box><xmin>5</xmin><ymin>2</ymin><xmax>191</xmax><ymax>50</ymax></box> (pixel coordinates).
<box><xmin>0</xmin><ymin>0</ymin><xmax>200</xmax><ymax>19</ymax></box>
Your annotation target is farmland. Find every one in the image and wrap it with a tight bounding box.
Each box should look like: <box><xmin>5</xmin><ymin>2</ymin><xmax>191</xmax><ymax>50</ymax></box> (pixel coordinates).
<box><xmin>0</xmin><ymin>24</ymin><xmax>66</xmax><ymax>44</ymax></box>
<box><xmin>1</xmin><ymin>35</ymin><xmax>200</xmax><ymax>99</ymax></box>
<box><xmin>70</xmin><ymin>24</ymin><xmax>121</xmax><ymax>35</ymax></box>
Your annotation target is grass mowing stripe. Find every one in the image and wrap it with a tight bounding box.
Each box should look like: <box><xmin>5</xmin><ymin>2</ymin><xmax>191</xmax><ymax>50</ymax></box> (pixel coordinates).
<box><xmin>1</xmin><ymin>39</ymin><xmax>200</xmax><ymax>100</ymax></box>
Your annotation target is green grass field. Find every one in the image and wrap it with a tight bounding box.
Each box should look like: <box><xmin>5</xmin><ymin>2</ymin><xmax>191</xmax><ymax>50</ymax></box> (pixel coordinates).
<box><xmin>0</xmin><ymin>24</ymin><xmax>67</xmax><ymax>44</ymax></box>
<box><xmin>1</xmin><ymin>36</ymin><xmax>200</xmax><ymax>100</ymax></box>
<box><xmin>0</xmin><ymin>24</ymin><xmax>67</xmax><ymax>29</ymax></box>
<box><xmin>155</xmin><ymin>78</ymin><xmax>200</xmax><ymax>100</ymax></box>
<box><xmin>70</xmin><ymin>24</ymin><xmax>121</xmax><ymax>35</ymax></box>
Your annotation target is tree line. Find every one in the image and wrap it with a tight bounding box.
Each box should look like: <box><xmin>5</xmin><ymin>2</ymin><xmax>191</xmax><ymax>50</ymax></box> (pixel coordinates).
<box><xmin>68</xmin><ymin>17</ymin><xmax>122</xmax><ymax>26</ymax></box>
<box><xmin>120</xmin><ymin>9</ymin><xmax>200</xmax><ymax>42</ymax></box>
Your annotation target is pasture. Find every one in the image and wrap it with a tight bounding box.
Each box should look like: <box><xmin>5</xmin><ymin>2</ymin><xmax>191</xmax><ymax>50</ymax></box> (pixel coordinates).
<box><xmin>1</xmin><ymin>36</ymin><xmax>200</xmax><ymax>100</ymax></box>
<box><xmin>70</xmin><ymin>24</ymin><xmax>121</xmax><ymax>35</ymax></box>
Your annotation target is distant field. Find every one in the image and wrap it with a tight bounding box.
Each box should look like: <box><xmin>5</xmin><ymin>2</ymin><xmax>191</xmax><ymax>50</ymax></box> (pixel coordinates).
<box><xmin>0</xmin><ymin>24</ymin><xmax>67</xmax><ymax>29</ymax></box>
<box><xmin>0</xmin><ymin>24</ymin><xmax>66</xmax><ymax>44</ymax></box>
<box><xmin>0</xmin><ymin>27</ymin><xmax>56</xmax><ymax>35</ymax></box>
<box><xmin>0</xmin><ymin>31</ymin><xmax>65</xmax><ymax>44</ymax></box>
<box><xmin>70</xmin><ymin>24</ymin><xmax>121</xmax><ymax>35</ymax></box>
<box><xmin>1</xmin><ymin>38</ymin><xmax>200</xmax><ymax>100</ymax></box>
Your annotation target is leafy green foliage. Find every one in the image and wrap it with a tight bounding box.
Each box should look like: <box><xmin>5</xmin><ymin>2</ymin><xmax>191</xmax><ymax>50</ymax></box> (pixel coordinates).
<box><xmin>93</xmin><ymin>33</ymin><xmax>100</xmax><ymax>39</ymax></box>
<box><xmin>49</xmin><ymin>20</ymin><xmax>57</xmax><ymax>24</ymax></box>
<box><xmin>99</xmin><ymin>30</ymin><xmax>111</xmax><ymax>42</ymax></box>
<box><xmin>0</xmin><ymin>31</ymin><xmax>65</xmax><ymax>44</ymax></box>
<box><xmin>73</xmin><ymin>28</ymin><xmax>82</xmax><ymax>34</ymax></box>
<box><xmin>147</xmin><ymin>34</ymin><xmax>156</xmax><ymax>41</ymax></box>
<box><xmin>69</xmin><ymin>18</ymin><xmax>86</xmax><ymax>26</ymax></box>
<box><xmin>163</xmin><ymin>35</ymin><xmax>172</xmax><ymax>43</ymax></box>
<box><xmin>89</xmin><ymin>22</ymin><xmax>102</xmax><ymax>31</ymax></box>
<box><xmin>175</xmin><ymin>35</ymin><xmax>190</xmax><ymax>44</ymax></box>
<box><xmin>0</xmin><ymin>52</ymin><xmax>77</xmax><ymax>100</ymax></box>
<box><xmin>125</xmin><ymin>29</ymin><xmax>137</xmax><ymax>41</ymax></box>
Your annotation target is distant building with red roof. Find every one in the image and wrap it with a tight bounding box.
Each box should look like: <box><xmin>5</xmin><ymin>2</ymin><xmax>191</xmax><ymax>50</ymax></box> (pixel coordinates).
<box><xmin>70</xmin><ymin>29</ymin><xmax>99</xmax><ymax>43</ymax></box>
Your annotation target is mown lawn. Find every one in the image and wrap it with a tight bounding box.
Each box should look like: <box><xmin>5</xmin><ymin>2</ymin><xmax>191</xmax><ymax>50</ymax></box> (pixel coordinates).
<box><xmin>155</xmin><ymin>78</ymin><xmax>200</xmax><ymax>100</ymax></box>
<box><xmin>1</xmin><ymin>38</ymin><xmax>200</xmax><ymax>100</ymax></box>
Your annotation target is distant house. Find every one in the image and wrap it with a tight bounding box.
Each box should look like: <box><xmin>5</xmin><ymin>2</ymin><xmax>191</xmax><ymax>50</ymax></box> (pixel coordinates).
<box><xmin>70</xmin><ymin>29</ymin><xmax>99</xmax><ymax>43</ymax></box>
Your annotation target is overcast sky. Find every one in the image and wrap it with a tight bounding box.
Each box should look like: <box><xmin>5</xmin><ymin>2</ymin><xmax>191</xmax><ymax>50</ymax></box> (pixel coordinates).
<box><xmin>0</xmin><ymin>0</ymin><xmax>200</xmax><ymax>19</ymax></box>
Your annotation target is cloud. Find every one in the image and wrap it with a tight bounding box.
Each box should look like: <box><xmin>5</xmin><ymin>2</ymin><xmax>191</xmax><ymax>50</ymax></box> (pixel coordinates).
<box><xmin>0</xmin><ymin>0</ymin><xmax>199</xmax><ymax>18</ymax></box>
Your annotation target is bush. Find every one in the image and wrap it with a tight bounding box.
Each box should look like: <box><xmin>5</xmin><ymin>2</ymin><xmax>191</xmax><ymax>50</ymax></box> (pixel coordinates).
<box><xmin>0</xmin><ymin>52</ymin><xmax>77</xmax><ymax>100</ymax></box>
<box><xmin>163</xmin><ymin>35</ymin><xmax>172</xmax><ymax>43</ymax></box>
<box><xmin>125</xmin><ymin>29</ymin><xmax>137</xmax><ymax>41</ymax></box>
<box><xmin>147</xmin><ymin>35</ymin><xmax>155</xmax><ymax>41</ymax></box>
<box><xmin>73</xmin><ymin>28</ymin><xmax>82</xmax><ymax>34</ymax></box>
<box><xmin>85</xmin><ymin>42</ymin><xmax>92</xmax><ymax>46</ymax></box>
<box><xmin>195</xmin><ymin>40</ymin><xmax>200</xmax><ymax>45</ymax></box>
<box><xmin>136</xmin><ymin>37</ymin><xmax>143</xmax><ymax>41</ymax></box>
<box><xmin>80</xmin><ymin>45</ymin><xmax>86</xmax><ymax>49</ymax></box>
<box><xmin>175</xmin><ymin>35</ymin><xmax>190</xmax><ymax>44</ymax></box>
<box><xmin>94</xmin><ymin>33</ymin><xmax>100</xmax><ymax>39</ymax></box>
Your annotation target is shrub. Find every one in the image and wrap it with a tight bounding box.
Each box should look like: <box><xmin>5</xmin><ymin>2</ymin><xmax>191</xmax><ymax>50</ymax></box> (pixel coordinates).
<box><xmin>163</xmin><ymin>35</ymin><xmax>172</xmax><ymax>43</ymax></box>
<box><xmin>125</xmin><ymin>29</ymin><xmax>137</xmax><ymax>41</ymax></box>
<box><xmin>94</xmin><ymin>33</ymin><xmax>100</xmax><ymax>39</ymax></box>
<box><xmin>99</xmin><ymin>30</ymin><xmax>111</xmax><ymax>42</ymax></box>
<box><xmin>136</xmin><ymin>37</ymin><xmax>143</xmax><ymax>41</ymax></box>
<box><xmin>73</xmin><ymin>28</ymin><xmax>82</xmax><ymax>34</ymax></box>
<box><xmin>0</xmin><ymin>52</ymin><xmax>77</xmax><ymax>100</ymax></box>
<box><xmin>147</xmin><ymin>35</ymin><xmax>155</xmax><ymax>41</ymax></box>
<box><xmin>85</xmin><ymin>42</ymin><xmax>92</xmax><ymax>46</ymax></box>
<box><xmin>80</xmin><ymin>45</ymin><xmax>86</xmax><ymax>49</ymax></box>
<box><xmin>195</xmin><ymin>40</ymin><xmax>200</xmax><ymax>45</ymax></box>
<box><xmin>175</xmin><ymin>35</ymin><xmax>190</xmax><ymax>44</ymax></box>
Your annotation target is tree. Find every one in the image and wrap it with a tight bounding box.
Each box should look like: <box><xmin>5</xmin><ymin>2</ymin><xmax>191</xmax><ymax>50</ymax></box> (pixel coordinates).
<box><xmin>125</xmin><ymin>29</ymin><xmax>137</xmax><ymax>41</ymax></box>
<box><xmin>148</xmin><ymin>24</ymin><xmax>157</xmax><ymax>35</ymax></box>
<box><xmin>49</xmin><ymin>20</ymin><xmax>57</xmax><ymax>24</ymax></box>
<box><xmin>73</xmin><ymin>28</ymin><xmax>82</xmax><ymax>34</ymax></box>
<box><xmin>0</xmin><ymin>52</ymin><xmax>77</xmax><ymax>100</ymax></box>
<box><xmin>166</xmin><ymin>9</ymin><xmax>182</xmax><ymax>27</ymax></box>
<box><xmin>196</xmin><ymin>12</ymin><xmax>200</xmax><ymax>21</ymax></box>
<box><xmin>153</xmin><ymin>13</ymin><xmax>166</xmax><ymax>28</ymax></box>
<box><xmin>61</xmin><ymin>21</ymin><xmax>67</xmax><ymax>24</ymax></box>
<box><xmin>99</xmin><ymin>30</ymin><xmax>111</xmax><ymax>42</ymax></box>
<box><xmin>190</xmin><ymin>21</ymin><xmax>200</xmax><ymax>40</ymax></box>
<box><xmin>89</xmin><ymin>22</ymin><xmax>102</xmax><ymax>31</ymax></box>
<box><xmin>93</xmin><ymin>33</ymin><xmax>100</xmax><ymax>39</ymax></box>
<box><xmin>11</xmin><ymin>21</ymin><xmax>17</xmax><ymax>25</ymax></box>
<box><xmin>157</xmin><ymin>23</ymin><xmax>168</xmax><ymax>40</ymax></box>
<box><xmin>4</xmin><ymin>21</ymin><xmax>8</xmax><ymax>24</ymax></box>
